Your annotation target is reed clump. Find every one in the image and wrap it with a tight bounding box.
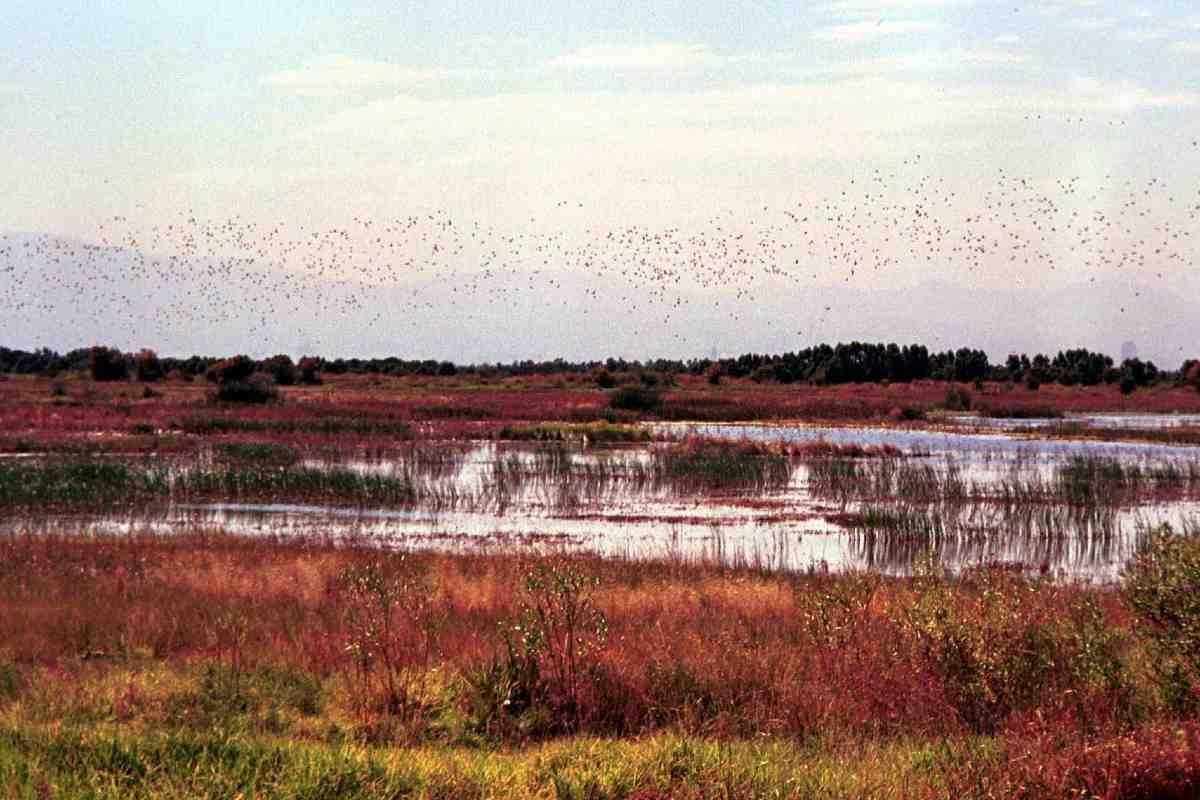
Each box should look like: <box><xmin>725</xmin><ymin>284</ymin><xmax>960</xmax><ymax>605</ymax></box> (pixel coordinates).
<box><xmin>497</xmin><ymin>422</ymin><xmax>652</xmax><ymax>444</ymax></box>
<box><xmin>176</xmin><ymin>465</ymin><xmax>419</xmax><ymax>505</ymax></box>
<box><xmin>175</xmin><ymin>416</ymin><xmax>414</xmax><ymax>437</ymax></box>
<box><xmin>0</xmin><ymin>460</ymin><xmax>168</xmax><ymax>508</ymax></box>
<box><xmin>649</xmin><ymin>437</ymin><xmax>791</xmax><ymax>491</ymax></box>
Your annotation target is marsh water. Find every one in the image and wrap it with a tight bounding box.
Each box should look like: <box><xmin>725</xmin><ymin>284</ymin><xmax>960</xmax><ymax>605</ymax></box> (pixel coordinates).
<box><xmin>9</xmin><ymin>415</ymin><xmax>1200</xmax><ymax>581</ymax></box>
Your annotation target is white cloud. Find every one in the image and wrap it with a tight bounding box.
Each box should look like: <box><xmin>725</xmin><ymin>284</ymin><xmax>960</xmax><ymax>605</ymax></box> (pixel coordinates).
<box><xmin>308</xmin><ymin>80</ymin><xmax>965</xmax><ymax>152</ymax></box>
<box><xmin>1172</xmin><ymin>40</ymin><xmax>1200</xmax><ymax>53</ymax></box>
<box><xmin>1066</xmin><ymin>16</ymin><xmax>1118</xmax><ymax>31</ymax></box>
<box><xmin>993</xmin><ymin>34</ymin><xmax>1021</xmax><ymax>44</ymax></box>
<box><xmin>547</xmin><ymin>42</ymin><xmax>718</xmax><ymax>70</ymax></box>
<box><xmin>825</xmin><ymin>0</ymin><xmax>961</xmax><ymax>15</ymax></box>
<box><xmin>262</xmin><ymin>55</ymin><xmax>458</xmax><ymax>93</ymax></box>
<box><xmin>1039</xmin><ymin>0</ymin><xmax>1102</xmax><ymax>12</ymax></box>
<box><xmin>302</xmin><ymin>69</ymin><xmax>1195</xmax><ymax>166</ymax></box>
<box><xmin>813</xmin><ymin>20</ymin><xmax>938</xmax><ymax>42</ymax></box>
<box><xmin>870</xmin><ymin>47</ymin><xmax>1029</xmax><ymax>71</ymax></box>
<box><xmin>1059</xmin><ymin>76</ymin><xmax>1199</xmax><ymax>113</ymax></box>
<box><xmin>1116</xmin><ymin>28</ymin><xmax>1170</xmax><ymax>42</ymax></box>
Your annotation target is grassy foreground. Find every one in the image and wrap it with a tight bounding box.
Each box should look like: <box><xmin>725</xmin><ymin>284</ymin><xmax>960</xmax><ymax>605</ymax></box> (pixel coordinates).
<box><xmin>3</xmin><ymin>530</ymin><xmax>1200</xmax><ymax>798</ymax></box>
<box><xmin>5</xmin><ymin>707</ymin><xmax>1200</xmax><ymax>799</ymax></box>
<box><xmin>0</xmin><ymin>727</ymin><xmax>1020</xmax><ymax>799</ymax></box>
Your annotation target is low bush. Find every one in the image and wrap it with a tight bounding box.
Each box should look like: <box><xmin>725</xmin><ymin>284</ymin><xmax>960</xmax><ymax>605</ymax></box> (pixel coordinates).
<box><xmin>212</xmin><ymin>374</ymin><xmax>279</xmax><ymax>404</ymax></box>
<box><xmin>88</xmin><ymin>346</ymin><xmax>128</xmax><ymax>382</ymax></box>
<box><xmin>1123</xmin><ymin>525</ymin><xmax>1200</xmax><ymax>713</ymax></box>
<box><xmin>260</xmin><ymin>355</ymin><xmax>297</xmax><ymax>386</ymax></box>
<box><xmin>330</xmin><ymin>557</ymin><xmax>440</xmax><ymax>723</ymax></box>
<box><xmin>479</xmin><ymin>561</ymin><xmax>609</xmax><ymax>735</ymax></box>
<box><xmin>134</xmin><ymin>349</ymin><xmax>164</xmax><ymax>382</ymax></box>
<box><xmin>980</xmin><ymin>404</ymin><xmax>1062</xmax><ymax>419</ymax></box>
<box><xmin>942</xmin><ymin>386</ymin><xmax>973</xmax><ymax>411</ymax></box>
<box><xmin>903</xmin><ymin>567</ymin><xmax>1127</xmax><ymax>733</ymax></box>
<box><xmin>206</xmin><ymin>356</ymin><xmax>256</xmax><ymax>384</ymax></box>
<box><xmin>608</xmin><ymin>385</ymin><xmax>661</xmax><ymax>413</ymax></box>
<box><xmin>297</xmin><ymin>356</ymin><xmax>322</xmax><ymax>385</ymax></box>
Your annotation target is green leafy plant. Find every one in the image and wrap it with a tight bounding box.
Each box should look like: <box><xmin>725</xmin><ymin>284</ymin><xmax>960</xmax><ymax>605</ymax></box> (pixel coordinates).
<box><xmin>1123</xmin><ymin>525</ymin><xmax>1200</xmax><ymax>713</ymax></box>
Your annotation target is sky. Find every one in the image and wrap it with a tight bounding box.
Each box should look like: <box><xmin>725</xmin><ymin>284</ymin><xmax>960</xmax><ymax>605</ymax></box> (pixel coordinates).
<box><xmin>2</xmin><ymin>1</ymin><xmax>1198</xmax><ymax>362</ymax></box>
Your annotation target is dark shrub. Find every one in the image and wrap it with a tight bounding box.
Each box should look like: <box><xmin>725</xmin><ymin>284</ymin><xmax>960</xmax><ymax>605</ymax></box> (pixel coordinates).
<box><xmin>213</xmin><ymin>374</ymin><xmax>279</xmax><ymax>404</ymax></box>
<box><xmin>942</xmin><ymin>386</ymin><xmax>973</xmax><ymax>411</ymax></box>
<box><xmin>594</xmin><ymin>369</ymin><xmax>617</xmax><ymax>389</ymax></box>
<box><xmin>88</xmin><ymin>346</ymin><xmax>128</xmax><ymax>382</ymax></box>
<box><xmin>888</xmin><ymin>405</ymin><xmax>926</xmax><ymax>421</ymax></box>
<box><xmin>980</xmin><ymin>404</ymin><xmax>1062</xmax><ymax>420</ymax></box>
<box><xmin>260</xmin><ymin>354</ymin><xmax>297</xmax><ymax>386</ymax></box>
<box><xmin>206</xmin><ymin>356</ymin><xmax>256</xmax><ymax>384</ymax></box>
<box><xmin>134</xmin><ymin>349</ymin><xmax>164</xmax><ymax>382</ymax></box>
<box><xmin>1186</xmin><ymin>362</ymin><xmax>1200</xmax><ymax>393</ymax></box>
<box><xmin>297</xmin><ymin>356</ymin><xmax>322</xmax><ymax>385</ymax></box>
<box><xmin>609</xmin><ymin>385</ymin><xmax>661</xmax><ymax>412</ymax></box>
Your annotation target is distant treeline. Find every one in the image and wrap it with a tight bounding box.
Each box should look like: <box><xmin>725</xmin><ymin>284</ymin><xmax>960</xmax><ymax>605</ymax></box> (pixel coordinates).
<box><xmin>0</xmin><ymin>343</ymin><xmax>1195</xmax><ymax>390</ymax></box>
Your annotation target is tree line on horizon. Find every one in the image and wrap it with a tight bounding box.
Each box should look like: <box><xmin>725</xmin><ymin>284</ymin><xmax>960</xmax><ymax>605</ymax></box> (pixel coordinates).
<box><xmin>0</xmin><ymin>342</ymin><xmax>1195</xmax><ymax>392</ymax></box>
<box><xmin>4</xmin><ymin>340</ymin><xmax>1195</xmax><ymax>391</ymax></box>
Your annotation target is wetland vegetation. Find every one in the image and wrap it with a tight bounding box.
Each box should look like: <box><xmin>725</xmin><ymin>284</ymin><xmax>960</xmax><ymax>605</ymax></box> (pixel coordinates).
<box><xmin>2</xmin><ymin>365</ymin><xmax>1200</xmax><ymax>797</ymax></box>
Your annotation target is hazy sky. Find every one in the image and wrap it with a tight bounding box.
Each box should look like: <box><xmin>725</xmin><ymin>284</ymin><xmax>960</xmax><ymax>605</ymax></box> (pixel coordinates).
<box><xmin>2</xmin><ymin>1</ymin><xmax>1198</xmax><ymax>360</ymax></box>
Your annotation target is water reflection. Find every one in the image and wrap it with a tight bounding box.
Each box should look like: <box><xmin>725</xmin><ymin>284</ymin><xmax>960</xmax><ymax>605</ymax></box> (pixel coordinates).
<box><xmin>5</xmin><ymin>422</ymin><xmax>1199</xmax><ymax>581</ymax></box>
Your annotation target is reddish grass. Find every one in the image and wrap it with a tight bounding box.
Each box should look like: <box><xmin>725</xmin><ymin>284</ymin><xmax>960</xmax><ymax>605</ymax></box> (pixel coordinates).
<box><xmin>0</xmin><ymin>530</ymin><xmax>1158</xmax><ymax>745</ymax></box>
<box><xmin>4</xmin><ymin>531</ymin><xmax>1200</xmax><ymax>796</ymax></box>
<box><xmin>946</xmin><ymin>722</ymin><xmax>1200</xmax><ymax>799</ymax></box>
<box><xmin>3</xmin><ymin>376</ymin><xmax>1199</xmax><ymax>449</ymax></box>
<box><xmin>1040</xmin><ymin>424</ymin><xmax>1200</xmax><ymax>447</ymax></box>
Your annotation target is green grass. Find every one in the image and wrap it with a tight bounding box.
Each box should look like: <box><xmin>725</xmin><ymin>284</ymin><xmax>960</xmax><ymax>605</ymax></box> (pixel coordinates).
<box><xmin>0</xmin><ymin>724</ymin><xmax>1007</xmax><ymax>799</ymax></box>
<box><xmin>174</xmin><ymin>417</ymin><xmax>414</xmax><ymax>437</ymax></box>
<box><xmin>497</xmin><ymin>422</ymin><xmax>652</xmax><ymax>444</ymax></box>
<box><xmin>0</xmin><ymin>461</ymin><xmax>168</xmax><ymax>508</ymax></box>
<box><xmin>850</xmin><ymin>506</ymin><xmax>948</xmax><ymax>538</ymax></box>
<box><xmin>808</xmin><ymin>454</ymin><xmax>1200</xmax><ymax>511</ymax></box>
<box><xmin>0</xmin><ymin>460</ymin><xmax>417</xmax><ymax>508</ymax></box>
<box><xmin>650</xmin><ymin>440</ymin><xmax>791</xmax><ymax>491</ymax></box>
<box><xmin>176</xmin><ymin>465</ymin><xmax>418</xmax><ymax>505</ymax></box>
<box><xmin>214</xmin><ymin>441</ymin><xmax>300</xmax><ymax>465</ymax></box>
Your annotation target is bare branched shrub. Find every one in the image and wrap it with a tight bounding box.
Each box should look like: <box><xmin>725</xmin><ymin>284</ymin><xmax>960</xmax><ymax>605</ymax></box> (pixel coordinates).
<box><xmin>331</xmin><ymin>557</ymin><xmax>440</xmax><ymax>724</ymax></box>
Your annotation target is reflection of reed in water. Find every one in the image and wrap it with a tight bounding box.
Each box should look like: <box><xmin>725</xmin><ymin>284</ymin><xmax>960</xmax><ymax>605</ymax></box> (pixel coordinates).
<box><xmin>808</xmin><ymin>454</ymin><xmax>1200</xmax><ymax>509</ymax></box>
<box><xmin>844</xmin><ymin>503</ymin><xmax>1141</xmax><ymax>578</ymax></box>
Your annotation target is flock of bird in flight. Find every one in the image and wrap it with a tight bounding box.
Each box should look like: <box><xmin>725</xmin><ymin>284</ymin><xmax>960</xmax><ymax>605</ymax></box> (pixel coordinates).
<box><xmin>2</xmin><ymin>136</ymin><xmax>1198</xmax><ymax>355</ymax></box>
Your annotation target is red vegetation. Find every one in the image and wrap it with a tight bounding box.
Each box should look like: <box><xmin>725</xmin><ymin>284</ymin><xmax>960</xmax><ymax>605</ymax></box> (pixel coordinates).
<box><xmin>2</xmin><ymin>374</ymin><xmax>1199</xmax><ymax>455</ymax></box>
<box><xmin>0</xmin><ymin>531</ymin><xmax>1158</xmax><ymax>743</ymax></box>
